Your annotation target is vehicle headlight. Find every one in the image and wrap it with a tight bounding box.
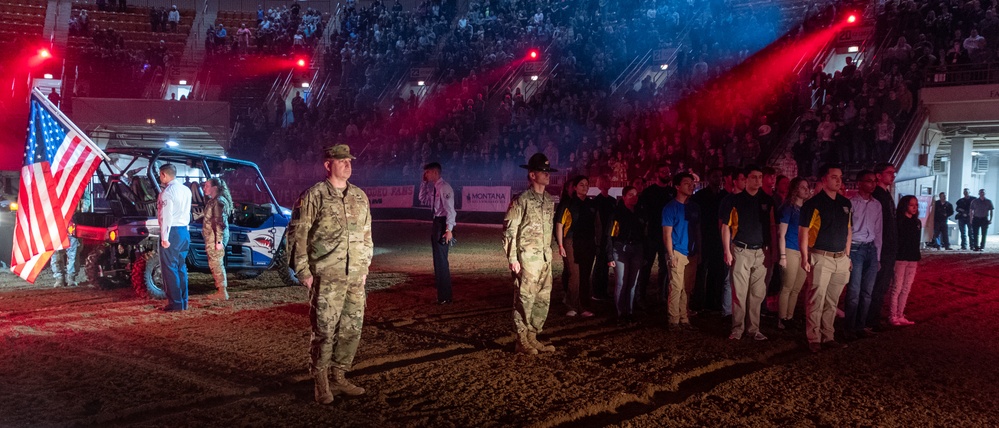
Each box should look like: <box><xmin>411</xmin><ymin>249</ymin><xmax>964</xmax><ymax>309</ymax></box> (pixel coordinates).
<box><xmin>8</xmin><ymin>202</ymin><xmax>17</xmax><ymax>211</ymax></box>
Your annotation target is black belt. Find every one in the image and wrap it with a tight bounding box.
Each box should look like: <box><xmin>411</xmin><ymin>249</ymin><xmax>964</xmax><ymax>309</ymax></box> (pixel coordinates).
<box><xmin>733</xmin><ymin>240</ymin><xmax>763</xmax><ymax>250</ymax></box>
<box><xmin>851</xmin><ymin>241</ymin><xmax>874</xmax><ymax>247</ymax></box>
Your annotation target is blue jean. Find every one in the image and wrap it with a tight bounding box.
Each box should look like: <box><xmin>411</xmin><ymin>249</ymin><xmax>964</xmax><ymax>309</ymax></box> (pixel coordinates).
<box><xmin>161</xmin><ymin>227</ymin><xmax>190</xmax><ymax>310</ymax></box>
<box><xmin>612</xmin><ymin>245</ymin><xmax>643</xmax><ymax>317</ymax></box>
<box><xmin>845</xmin><ymin>242</ymin><xmax>879</xmax><ymax>332</ymax></box>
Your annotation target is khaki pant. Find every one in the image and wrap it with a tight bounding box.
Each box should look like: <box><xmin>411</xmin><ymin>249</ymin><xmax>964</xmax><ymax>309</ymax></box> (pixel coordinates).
<box><xmin>668</xmin><ymin>251</ymin><xmax>697</xmax><ymax>324</ymax></box>
<box><xmin>778</xmin><ymin>249</ymin><xmax>808</xmax><ymax>320</ymax></box>
<box><xmin>806</xmin><ymin>252</ymin><xmax>850</xmax><ymax>344</ymax></box>
<box><xmin>513</xmin><ymin>260</ymin><xmax>553</xmax><ymax>334</ymax></box>
<box><xmin>731</xmin><ymin>246</ymin><xmax>767</xmax><ymax>337</ymax></box>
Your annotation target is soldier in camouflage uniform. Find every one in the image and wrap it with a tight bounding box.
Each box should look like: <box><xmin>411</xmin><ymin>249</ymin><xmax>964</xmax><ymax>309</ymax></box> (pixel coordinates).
<box><xmin>287</xmin><ymin>144</ymin><xmax>373</xmax><ymax>405</ymax></box>
<box><xmin>503</xmin><ymin>153</ymin><xmax>559</xmax><ymax>355</ymax></box>
<box><xmin>202</xmin><ymin>177</ymin><xmax>233</xmax><ymax>300</ymax></box>
<box><xmin>51</xmin><ymin>188</ymin><xmax>90</xmax><ymax>287</ymax></box>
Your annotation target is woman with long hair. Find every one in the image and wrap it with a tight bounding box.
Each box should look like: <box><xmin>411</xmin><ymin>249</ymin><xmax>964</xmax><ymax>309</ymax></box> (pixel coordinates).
<box><xmin>889</xmin><ymin>195</ymin><xmax>921</xmax><ymax>326</ymax></box>
<box><xmin>607</xmin><ymin>186</ymin><xmax>645</xmax><ymax>324</ymax></box>
<box><xmin>202</xmin><ymin>177</ymin><xmax>233</xmax><ymax>300</ymax></box>
<box><xmin>777</xmin><ymin>177</ymin><xmax>810</xmax><ymax>330</ymax></box>
<box><xmin>555</xmin><ymin>175</ymin><xmax>600</xmax><ymax>317</ymax></box>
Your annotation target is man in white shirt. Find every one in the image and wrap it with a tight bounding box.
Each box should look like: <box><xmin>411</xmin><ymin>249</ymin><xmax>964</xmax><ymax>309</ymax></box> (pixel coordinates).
<box><xmin>843</xmin><ymin>170</ymin><xmax>882</xmax><ymax>340</ymax></box>
<box><xmin>157</xmin><ymin>163</ymin><xmax>193</xmax><ymax>311</ymax></box>
<box><xmin>420</xmin><ymin>162</ymin><xmax>456</xmax><ymax>304</ymax></box>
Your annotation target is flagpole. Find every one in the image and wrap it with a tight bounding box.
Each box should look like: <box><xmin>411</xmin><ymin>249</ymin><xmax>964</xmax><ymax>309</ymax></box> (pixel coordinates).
<box><xmin>31</xmin><ymin>88</ymin><xmax>113</xmax><ymax>165</ymax></box>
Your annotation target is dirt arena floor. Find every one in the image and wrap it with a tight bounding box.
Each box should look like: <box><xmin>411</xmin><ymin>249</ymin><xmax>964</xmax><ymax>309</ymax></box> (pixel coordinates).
<box><xmin>2</xmin><ymin>220</ymin><xmax>998</xmax><ymax>427</ymax></box>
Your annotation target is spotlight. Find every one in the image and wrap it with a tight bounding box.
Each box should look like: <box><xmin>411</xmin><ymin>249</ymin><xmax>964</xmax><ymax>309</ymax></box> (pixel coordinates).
<box><xmin>179</xmin><ymin>80</ymin><xmax>187</xmax><ymax>85</ymax></box>
<box><xmin>43</xmin><ymin>73</ymin><xmax>53</xmax><ymax>79</ymax></box>
<box><xmin>166</xmin><ymin>140</ymin><xmax>179</xmax><ymax>147</ymax></box>
<box><xmin>527</xmin><ymin>49</ymin><xmax>539</xmax><ymax>60</ymax></box>
<box><xmin>38</xmin><ymin>48</ymin><xmax>51</xmax><ymax>59</ymax></box>
<box><xmin>848</xmin><ymin>46</ymin><xmax>859</xmax><ymax>53</ymax></box>
<box><xmin>417</xmin><ymin>81</ymin><xmax>425</xmax><ymax>86</ymax></box>
<box><xmin>530</xmin><ymin>75</ymin><xmax>539</xmax><ymax>81</ymax></box>
<box><xmin>660</xmin><ymin>64</ymin><xmax>669</xmax><ymax>70</ymax></box>
<box><xmin>296</xmin><ymin>58</ymin><xmax>307</xmax><ymax>67</ymax></box>
<box><xmin>847</xmin><ymin>14</ymin><xmax>857</xmax><ymax>24</ymax></box>
<box><xmin>301</xmin><ymin>82</ymin><xmax>310</xmax><ymax>88</ymax></box>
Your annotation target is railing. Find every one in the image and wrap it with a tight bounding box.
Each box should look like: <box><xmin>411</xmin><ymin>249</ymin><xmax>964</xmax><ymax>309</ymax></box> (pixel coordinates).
<box><xmin>610</xmin><ymin>49</ymin><xmax>651</xmax><ymax>95</ymax></box>
<box><xmin>214</xmin><ymin>0</ymin><xmax>339</xmax><ymax>14</ymax></box>
<box><xmin>923</xmin><ymin>62</ymin><xmax>999</xmax><ymax>87</ymax></box>
<box><xmin>263</xmin><ymin>70</ymin><xmax>293</xmax><ymax>109</ymax></box>
<box><xmin>890</xmin><ymin>104</ymin><xmax>928</xmax><ymax>168</ymax></box>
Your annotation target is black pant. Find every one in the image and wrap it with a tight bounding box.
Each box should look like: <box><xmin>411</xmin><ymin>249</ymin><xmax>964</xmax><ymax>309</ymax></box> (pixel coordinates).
<box><xmin>431</xmin><ymin>217</ymin><xmax>452</xmax><ymax>301</ymax></box>
<box><xmin>971</xmin><ymin>217</ymin><xmax>990</xmax><ymax>249</ymax></box>
<box><xmin>867</xmin><ymin>256</ymin><xmax>895</xmax><ymax>328</ymax></box>
<box><xmin>933</xmin><ymin>220</ymin><xmax>950</xmax><ymax>248</ymax></box>
<box><xmin>591</xmin><ymin>247</ymin><xmax>611</xmax><ymax>298</ymax></box>
<box><xmin>638</xmin><ymin>237</ymin><xmax>669</xmax><ymax>305</ymax></box>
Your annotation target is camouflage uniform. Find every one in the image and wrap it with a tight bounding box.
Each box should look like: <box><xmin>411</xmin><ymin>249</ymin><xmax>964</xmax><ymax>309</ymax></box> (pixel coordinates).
<box><xmin>503</xmin><ymin>188</ymin><xmax>556</xmax><ymax>336</ymax></box>
<box><xmin>202</xmin><ymin>194</ymin><xmax>232</xmax><ymax>294</ymax></box>
<box><xmin>288</xmin><ymin>180</ymin><xmax>373</xmax><ymax>373</ymax></box>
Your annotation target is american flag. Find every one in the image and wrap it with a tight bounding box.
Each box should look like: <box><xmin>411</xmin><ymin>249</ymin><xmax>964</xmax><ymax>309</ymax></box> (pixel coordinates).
<box><xmin>11</xmin><ymin>89</ymin><xmax>107</xmax><ymax>282</ymax></box>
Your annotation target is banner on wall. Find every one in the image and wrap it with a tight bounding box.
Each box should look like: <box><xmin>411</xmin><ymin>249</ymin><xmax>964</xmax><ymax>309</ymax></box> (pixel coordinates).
<box><xmin>364</xmin><ymin>185</ymin><xmax>415</xmax><ymax>208</ymax></box>
<box><xmin>462</xmin><ymin>186</ymin><xmax>510</xmax><ymax>212</ymax></box>
<box><xmin>917</xmin><ymin>195</ymin><xmax>933</xmax><ymax>227</ymax></box>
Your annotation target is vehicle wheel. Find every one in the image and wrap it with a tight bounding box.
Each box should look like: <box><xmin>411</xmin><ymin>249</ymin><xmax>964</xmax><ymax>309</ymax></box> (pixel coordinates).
<box><xmin>84</xmin><ymin>245</ymin><xmax>123</xmax><ymax>288</ymax></box>
<box><xmin>234</xmin><ymin>270</ymin><xmax>263</xmax><ymax>279</ymax></box>
<box><xmin>273</xmin><ymin>238</ymin><xmax>300</xmax><ymax>286</ymax></box>
<box><xmin>131</xmin><ymin>251</ymin><xmax>166</xmax><ymax>300</ymax></box>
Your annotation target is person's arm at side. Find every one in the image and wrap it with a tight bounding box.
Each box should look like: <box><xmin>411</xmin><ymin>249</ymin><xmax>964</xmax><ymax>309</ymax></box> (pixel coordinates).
<box><xmin>874</xmin><ymin>202</ymin><xmax>883</xmax><ymax>263</ymax></box>
<box><xmin>444</xmin><ymin>183</ymin><xmax>456</xmax><ymax>242</ymax></box>
<box><xmin>360</xmin><ymin>191</ymin><xmax>373</xmax><ymax>284</ymax></box>
<box><xmin>503</xmin><ymin>197</ymin><xmax>524</xmax><ymax>274</ymax></box>
<box><xmin>287</xmin><ymin>190</ymin><xmax>316</xmax><ymax>288</ymax></box>
<box><xmin>721</xmin><ymin>221</ymin><xmax>733</xmax><ymax>266</ymax></box>
<box><xmin>159</xmin><ymin>186</ymin><xmax>172</xmax><ymax>248</ymax></box>
<box><xmin>798</xmin><ymin>226</ymin><xmax>811</xmax><ymax>272</ymax></box>
<box><xmin>555</xmin><ymin>203</ymin><xmax>567</xmax><ymax>257</ymax></box>
<box><xmin>663</xmin><ymin>225</ymin><xmax>675</xmax><ymax>266</ymax></box>
<box><xmin>777</xmin><ymin>222</ymin><xmax>788</xmax><ymax>268</ymax></box>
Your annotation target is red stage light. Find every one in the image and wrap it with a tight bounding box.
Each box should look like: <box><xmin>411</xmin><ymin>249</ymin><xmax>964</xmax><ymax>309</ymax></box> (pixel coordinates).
<box><xmin>297</xmin><ymin>58</ymin><xmax>307</xmax><ymax>67</ymax></box>
<box><xmin>528</xmin><ymin>50</ymin><xmax>539</xmax><ymax>60</ymax></box>
<box><xmin>38</xmin><ymin>48</ymin><xmax>51</xmax><ymax>59</ymax></box>
<box><xmin>847</xmin><ymin>14</ymin><xmax>857</xmax><ymax>23</ymax></box>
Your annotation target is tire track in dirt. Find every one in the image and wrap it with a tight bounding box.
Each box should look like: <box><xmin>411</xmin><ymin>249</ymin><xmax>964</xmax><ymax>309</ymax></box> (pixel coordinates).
<box><xmin>537</xmin><ymin>345</ymin><xmax>803</xmax><ymax>428</ymax></box>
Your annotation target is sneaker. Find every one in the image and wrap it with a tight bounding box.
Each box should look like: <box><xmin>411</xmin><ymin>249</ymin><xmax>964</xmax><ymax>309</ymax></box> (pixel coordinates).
<box><xmin>580</xmin><ymin>311</ymin><xmax>594</xmax><ymax>317</ymax></box>
<box><xmin>823</xmin><ymin>340</ymin><xmax>848</xmax><ymax>350</ymax></box>
<box><xmin>728</xmin><ymin>332</ymin><xmax>742</xmax><ymax>340</ymax></box>
<box><xmin>898</xmin><ymin>317</ymin><xmax>915</xmax><ymax>326</ymax></box>
<box><xmin>566</xmin><ymin>310</ymin><xmax>578</xmax><ymax>317</ymax></box>
<box><xmin>752</xmin><ymin>332</ymin><xmax>768</xmax><ymax>341</ymax></box>
<box><xmin>808</xmin><ymin>342</ymin><xmax>822</xmax><ymax>354</ymax></box>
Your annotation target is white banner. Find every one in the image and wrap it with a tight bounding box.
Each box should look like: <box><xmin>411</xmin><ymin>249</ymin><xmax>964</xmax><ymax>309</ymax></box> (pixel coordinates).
<box><xmin>462</xmin><ymin>186</ymin><xmax>510</xmax><ymax>212</ymax></box>
<box><xmin>364</xmin><ymin>185</ymin><xmax>414</xmax><ymax>208</ymax></box>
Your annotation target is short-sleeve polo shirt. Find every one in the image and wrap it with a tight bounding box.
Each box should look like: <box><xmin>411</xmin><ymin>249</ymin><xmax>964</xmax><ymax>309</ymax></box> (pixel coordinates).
<box><xmin>800</xmin><ymin>190</ymin><xmax>853</xmax><ymax>252</ymax></box>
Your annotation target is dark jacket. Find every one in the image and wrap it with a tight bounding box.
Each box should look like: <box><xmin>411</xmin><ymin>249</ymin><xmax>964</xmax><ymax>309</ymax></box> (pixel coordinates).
<box><xmin>606</xmin><ymin>204</ymin><xmax>645</xmax><ymax>261</ymax></box>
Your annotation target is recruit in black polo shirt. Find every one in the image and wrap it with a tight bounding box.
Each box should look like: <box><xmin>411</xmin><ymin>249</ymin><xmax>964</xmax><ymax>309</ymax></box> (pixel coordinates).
<box><xmin>800</xmin><ymin>190</ymin><xmax>853</xmax><ymax>252</ymax></box>
<box><xmin>719</xmin><ymin>190</ymin><xmax>774</xmax><ymax>247</ymax></box>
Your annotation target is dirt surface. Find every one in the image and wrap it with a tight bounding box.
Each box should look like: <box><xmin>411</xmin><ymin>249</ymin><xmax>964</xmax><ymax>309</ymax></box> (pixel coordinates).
<box><xmin>2</xmin><ymin>220</ymin><xmax>998</xmax><ymax>427</ymax></box>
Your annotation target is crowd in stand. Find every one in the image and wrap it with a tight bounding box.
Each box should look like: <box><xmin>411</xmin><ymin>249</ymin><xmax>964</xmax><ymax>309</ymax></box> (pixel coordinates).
<box><xmin>72</xmin><ymin>28</ymin><xmax>167</xmax><ymax>98</ymax></box>
<box><xmin>208</xmin><ymin>4</ymin><xmax>325</xmax><ymax>57</ymax></box>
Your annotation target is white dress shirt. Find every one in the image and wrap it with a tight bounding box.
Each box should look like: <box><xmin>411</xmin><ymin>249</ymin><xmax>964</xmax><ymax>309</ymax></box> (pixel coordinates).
<box><xmin>419</xmin><ymin>177</ymin><xmax>456</xmax><ymax>231</ymax></box>
<box><xmin>158</xmin><ymin>178</ymin><xmax>193</xmax><ymax>239</ymax></box>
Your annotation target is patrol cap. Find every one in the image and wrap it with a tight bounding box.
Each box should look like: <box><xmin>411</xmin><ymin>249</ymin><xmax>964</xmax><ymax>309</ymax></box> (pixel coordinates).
<box><xmin>520</xmin><ymin>153</ymin><xmax>558</xmax><ymax>172</ymax></box>
<box><xmin>324</xmin><ymin>144</ymin><xmax>356</xmax><ymax>160</ymax></box>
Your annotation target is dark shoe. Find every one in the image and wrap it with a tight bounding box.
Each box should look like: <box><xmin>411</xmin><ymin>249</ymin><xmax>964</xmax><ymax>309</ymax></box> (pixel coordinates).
<box><xmin>858</xmin><ymin>328</ymin><xmax>878</xmax><ymax>338</ymax></box>
<box><xmin>161</xmin><ymin>305</ymin><xmax>182</xmax><ymax>312</ymax></box>
<box><xmin>808</xmin><ymin>343</ymin><xmax>822</xmax><ymax>353</ymax></box>
<box><xmin>823</xmin><ymin>340</ymin><xmax>848</xmax><ymax>350</ymax></box>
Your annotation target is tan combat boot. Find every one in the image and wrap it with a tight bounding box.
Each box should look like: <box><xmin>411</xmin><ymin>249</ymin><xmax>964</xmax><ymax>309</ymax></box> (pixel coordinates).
<box><xmin>527</xmin><ymin>332</ymin><xmax>555</xmax><ymax>353</ymax></box>
<box><xmin>331</xmin><ymin>367</ymin><xmax>365</xmax><ymax>396</ymax></box>
<box><xmin>312</xmin><ymin>368</ymin><xmax>334</xmax><ymax>404</ymax></box>
<box><xmin>515</xmin><ymin>332</ymin><xmax>539</xmax><ymax>355</ymax></box>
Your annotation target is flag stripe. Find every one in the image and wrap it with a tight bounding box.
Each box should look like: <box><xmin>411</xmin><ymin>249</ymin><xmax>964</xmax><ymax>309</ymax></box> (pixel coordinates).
<box><xmin>11</xmin><ymin>90</ymin><xmax>105</xmax><ymax>283</ymax></box>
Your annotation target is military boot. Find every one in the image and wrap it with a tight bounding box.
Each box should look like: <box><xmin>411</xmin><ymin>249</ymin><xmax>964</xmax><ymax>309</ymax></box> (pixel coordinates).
<box><xmin>312</xmin><ymin>368</ymin><xmax>334</xmax><ymax>404</ymax></box>
<box><xmin>515</xmin><ymin>332</ymin><xmax>539</xmax><ymax>355</ymax></box>
<box><xmin>527</xmin><ymin>332</ymin><xmax>555</xmax><ymax>353</ymax></box>
<box><xmin>331</xmin><ymin>368</ymin><xmax>365</xmax><ymax>396</ymax></box>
